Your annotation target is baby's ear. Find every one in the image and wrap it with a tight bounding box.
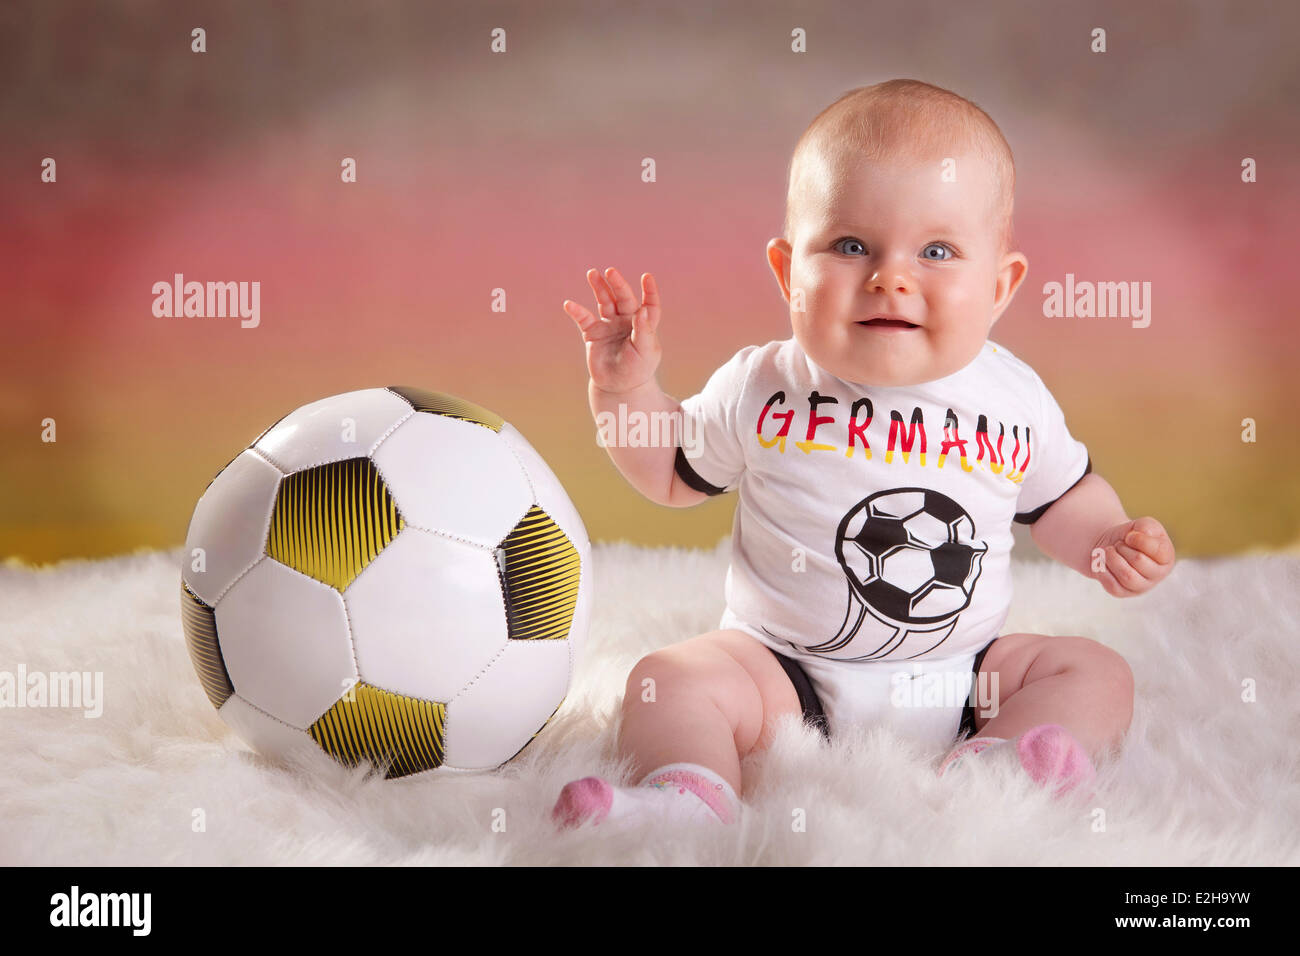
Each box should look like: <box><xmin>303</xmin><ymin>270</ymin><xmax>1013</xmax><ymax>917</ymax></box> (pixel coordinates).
<box><xmin>990</xmin><ymin>250</ymin><xmax>1029</xmax><ymax>321</ymax></box>
<box><xmin>766</xmin><ymin>238</ymin><xmax>793</xmax><ymax>301</ymax></box>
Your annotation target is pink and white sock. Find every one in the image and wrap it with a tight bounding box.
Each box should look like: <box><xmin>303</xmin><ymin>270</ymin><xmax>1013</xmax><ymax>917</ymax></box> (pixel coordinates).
<box><xmin>938</xmin><ymin>723</ymin><xmax>1096</xmax><ymax>798</ymax></box>
<box><xmin>551</xmin><ymin>762</ymin><xmax>738</xmax><ymax>828</ymax></box>
<box><xmin>1015</xmin><ymin>724</ymin><xmax>1097</xmax><ymax>797</ymax></box>
<box><xmin>938</xmin><ymin>734</ymin><xmax>1011</xmax><ymax>776</ymax></box>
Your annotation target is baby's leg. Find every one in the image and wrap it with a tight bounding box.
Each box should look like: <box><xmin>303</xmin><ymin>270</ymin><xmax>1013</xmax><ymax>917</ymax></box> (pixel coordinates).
<box><xmin>552</xmin><ymin>629</ymin><xmax>803</xmax><ymax>827</ymax></box>
<box><xmin>970</xmin><ymin>633</ymin><xmax>1134</xmax><ymax>757</ymax></box>
<box><xmin>618</xmin><ymin>628</ymin><xmax>804</xmax><ymax>796</ymax></box>
<box><xmin>943</xmin><ymin>633</ymin><xmax>1133</xmax><ymax>797</ymax></box>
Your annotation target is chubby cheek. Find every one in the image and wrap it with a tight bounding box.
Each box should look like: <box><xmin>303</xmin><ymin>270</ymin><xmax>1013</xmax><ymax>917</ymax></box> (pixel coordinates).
<box><xmin>929</xmin><ymin>277</ymin><xmax>995</xmax><ymax>362</ymax></box>
<box><xmin>932</xmin><ymin>271</ymin><xmax>993</xmax><ymax>318</ymax></box>
<box><xmin>784</xmin><ymin>276</ymin><xmax>821</xmax><ymax>332</ymax></box>
<box><xmin>788</xmin><ymin>307</ymin><xmax>821</xmax><ymax>348</ymax></box>
<box><xmin>789</xmin><ymin>304</ymin><xmax>839</xmax><ymax>361</ymax></box>
<box><xmin>787</xmin><ymin>261</ymin><xmax>814</xmax><ymax>309</ymax></box>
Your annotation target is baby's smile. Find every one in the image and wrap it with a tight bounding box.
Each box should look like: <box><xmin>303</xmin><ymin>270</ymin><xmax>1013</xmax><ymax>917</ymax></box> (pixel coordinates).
<box><xmin>856</xmin><ymin>315</ymin><xmax>921</xmax><ymax>330</ymax></box>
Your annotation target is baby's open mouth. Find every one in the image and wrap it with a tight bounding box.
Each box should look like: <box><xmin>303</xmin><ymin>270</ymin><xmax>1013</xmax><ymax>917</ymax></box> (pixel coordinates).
<box><xmin>857</xmin><ymin>317</ymin><xmax>918</xmax><ymax>329</ymax></box>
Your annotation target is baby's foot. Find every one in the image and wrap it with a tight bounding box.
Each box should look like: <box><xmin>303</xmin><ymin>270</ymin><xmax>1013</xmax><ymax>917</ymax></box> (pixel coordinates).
<box><xmin>1015</xmin><ymin>723</ymin><xmax>1096</xmax><ymax>798</ymax></box>
<box><xmin>551</xmin><ymin>763</ymin><xmax>737</xmax><ymax>828</ymax></box>
<box><xmin>938</xmin><ymin>724</ymin><xmax>1096</xmax><ymax>799</ymax></box>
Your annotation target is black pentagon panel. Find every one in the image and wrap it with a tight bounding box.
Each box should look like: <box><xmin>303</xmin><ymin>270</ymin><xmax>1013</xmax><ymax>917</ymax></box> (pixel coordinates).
<box><xmin>931</xmin><ymin>541</ymin><xmax>977</xmax><ymax>585</ymax></box>
<box><xmin>921</xmin><ymin>489</ymin><xmax>966</xmax><ymax>526</ymax></box>
<box><xmin>180</xmin><ymin>582</ymin><xmax>233</xmax><ymax>710</ymax></box>
<box><xmin>851</xmin><ymin>514</ymin><xmax>910</xmax><ymax>554</ymax></box>
<box><xmin>859</xmin><ymin>579</ymin><xmax>913</xmax><ymax>621</ymax></box>
<box><xmin>386</xmin><ymin>385</ymin><xmax>504</xmax><ymax>432</ymax></box>
<box><xmin>309</xmin><ymin>682</ymin><xmax>447</xmax><ymax>779</ymax></box>
<box><xmin>498</xmin><ymin>505</ymin><xmax>581</xmax><ymax>641</ymax></box>
<box><xmin>266</xmin><ymin>457</ymin><xmax>404</xmax><ymax>592</ymax></box>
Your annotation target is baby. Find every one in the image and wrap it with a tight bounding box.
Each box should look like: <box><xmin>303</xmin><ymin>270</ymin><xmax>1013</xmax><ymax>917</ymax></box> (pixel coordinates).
<box><xmin>554</xmin><ymin>79</ymin><xmax>1175</xmax><ymax>827</ymax></box>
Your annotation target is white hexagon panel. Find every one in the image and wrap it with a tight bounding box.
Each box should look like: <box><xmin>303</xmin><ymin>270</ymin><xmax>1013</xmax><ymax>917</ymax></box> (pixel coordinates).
<box><xmin>253</xmin><ymin>388</ymin><xmax>414</xmax><ymax>474</ymax></box>
<box><xmin>181</xmin><ymin>450</ymin><xmax>283</xmax><ymax>606</ymax></box>
<box><xmin>879</xmin><ymin>546</ymin><xmax>935</xmax><ymax>595</ymax></box>
<box><xmin>444</xmin><ymin>638</ymin><xmax>571</xmax><ymax>769</ymax></box>
<box><xmin>372</xmin><ymin>411</ymin><xmax>532</xmax><ymax>549</ymax></box>
<box><xmin>902</xmin><ymin>511</ymin><xmax>949</xmax><ymax>550</ymax></box>
<box><xmin>872</xmin><ymin>491</ymin><xmax>925</xmax><ymax>521</ymax></box>
<box><xmin>217</xmin><ymin>692</ymin><xmax>332</xmax><ymax>770</ymax></box>
<box><xmin>344</xmin><ymin>528</ymin><xmax>508</xmax><ymax>702</ymax></box>
<box><xmin>913</xmin><ymin>582</ymin><xmax>966</xmax><ymax>618</ymax></box>
<box><xmin>214</xmin><ymin>557</ymin><xmax>358</xmax><ymax>729</ymax></box>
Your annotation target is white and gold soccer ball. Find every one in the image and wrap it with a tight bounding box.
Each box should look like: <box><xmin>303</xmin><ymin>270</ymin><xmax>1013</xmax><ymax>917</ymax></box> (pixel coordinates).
<box><xmin>180</xmin><ymin>386</ymin><xmax>592</xmax><ymax>778</ymax></box>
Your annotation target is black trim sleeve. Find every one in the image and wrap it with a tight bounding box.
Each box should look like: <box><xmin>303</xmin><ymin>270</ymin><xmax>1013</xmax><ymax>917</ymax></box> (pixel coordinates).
<box><xmin>674</xmin><ymin>446</ymin><xmax>729</xmax><ymax>496</ymax></box>
<box><xmin>1013</xmin><ymin>456</ymin><xmax>1092</xmax><ymax>525</ymax></box>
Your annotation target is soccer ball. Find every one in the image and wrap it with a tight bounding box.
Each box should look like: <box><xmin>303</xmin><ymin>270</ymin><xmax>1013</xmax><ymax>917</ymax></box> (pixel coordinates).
<box><xmin>179</xmin><ymin>386</ymin><xmax>592</xmax><ymax>778</ymax></box>
<box><xmin>805</xmin><ymin>487</ymin><xmax>986</xmax><ymax>661</ymax></box>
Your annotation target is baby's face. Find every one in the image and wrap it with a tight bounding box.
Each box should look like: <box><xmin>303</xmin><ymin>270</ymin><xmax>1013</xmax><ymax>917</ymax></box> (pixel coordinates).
<box><xmin>767</xmin><ymin>149</ymin><xmax>1027</xmax><ymax>387</ymax></box>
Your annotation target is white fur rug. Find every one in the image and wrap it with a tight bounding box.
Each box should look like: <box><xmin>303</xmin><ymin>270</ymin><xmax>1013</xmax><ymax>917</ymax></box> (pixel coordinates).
<box><xmin>2</xmin><ymin>540</ymin><xmax>1297</xmax><ymax>866</ymax></box>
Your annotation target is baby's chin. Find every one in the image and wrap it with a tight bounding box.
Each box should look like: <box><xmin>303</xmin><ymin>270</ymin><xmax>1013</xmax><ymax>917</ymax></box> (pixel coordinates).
<box><xmin>796</xmin><ymin>329</ymin><xmax>983</xmax><ymax>388</ymax></box>
<box><xmin>833</xmin><ymin>363</ymin><xmax>933</xmax><ymax>389</ymax></box>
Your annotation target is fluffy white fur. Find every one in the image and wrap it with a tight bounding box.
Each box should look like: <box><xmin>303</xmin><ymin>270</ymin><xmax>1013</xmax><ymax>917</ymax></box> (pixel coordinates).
<box><xmin>1</xmin><ymin>540</ymin><xmax>1297</xmax><ymax>865</ymax></box>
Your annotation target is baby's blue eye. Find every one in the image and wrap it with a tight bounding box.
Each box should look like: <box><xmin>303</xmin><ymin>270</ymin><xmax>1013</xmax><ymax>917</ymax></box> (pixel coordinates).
<box><xmin>922</xmin><ymin>243</ymin><xmax>952</xmax><ymax>260</ymax></box>
<box><xmin>834</xmin><ymin>238</ymin><xmax>866</xmax><ymax>256</ymax></box>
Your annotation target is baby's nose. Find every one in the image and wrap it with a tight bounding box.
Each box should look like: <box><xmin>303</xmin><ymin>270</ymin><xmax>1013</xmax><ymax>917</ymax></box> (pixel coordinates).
<box><xmin>867</xmin><ymin>268</ymin><xmax>914</xmax><ymax>293</ymax></box>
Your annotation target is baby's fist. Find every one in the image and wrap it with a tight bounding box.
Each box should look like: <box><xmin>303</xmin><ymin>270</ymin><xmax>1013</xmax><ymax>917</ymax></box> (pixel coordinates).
<box><xmin>1091</xmin><ymin>516</ymin><xmax>1175</xmax><ymax>597</ymax></box>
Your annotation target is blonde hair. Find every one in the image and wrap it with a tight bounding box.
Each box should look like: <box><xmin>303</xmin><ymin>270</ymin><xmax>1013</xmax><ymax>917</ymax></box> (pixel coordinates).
<box><xmin>783</xmin><ymin>79</ymin><xmax>1016</xmax><ymax>253</ymax></box>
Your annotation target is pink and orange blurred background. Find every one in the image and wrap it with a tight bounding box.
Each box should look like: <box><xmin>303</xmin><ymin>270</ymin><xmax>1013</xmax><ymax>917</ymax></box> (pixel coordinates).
<box><xmin>2</xmin><ymin>0</ymin><xmax>1297</xmax><ymax>565</ymax></box>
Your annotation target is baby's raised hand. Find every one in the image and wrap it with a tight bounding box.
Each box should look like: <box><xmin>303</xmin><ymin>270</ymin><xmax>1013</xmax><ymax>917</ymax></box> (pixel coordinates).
<box><xmin>564</xmin><ymin>267</ymin><xmax>663</xmax><ymax>394</ymax></box>
<box><xmin>1091</xmin><ymin>516</ymin><xmax>1175</xmax><ymax>597</ymax></box>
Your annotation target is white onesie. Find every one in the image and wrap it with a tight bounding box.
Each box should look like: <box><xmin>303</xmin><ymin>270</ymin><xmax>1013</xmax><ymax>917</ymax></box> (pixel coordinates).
<box><xmin>675</xmin><ymin>337</ymin><xmax>1092</xmax><ymax>749</ymax></box>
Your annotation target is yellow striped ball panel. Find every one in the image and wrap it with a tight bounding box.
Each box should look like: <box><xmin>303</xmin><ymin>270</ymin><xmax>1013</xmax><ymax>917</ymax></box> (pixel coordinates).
<box><xmin>500</xmin><ymin>505</ymin><xmax>581</xmax><ymax>641</ymax></box>
<box><xmin>386</xmin><ymin>385</ymin><xmax>504</xmax><ymax>432</ymax></box>
<box><xmin>266</xmin><ymin>457</ymin><xmax>404</xmax><ymax>592</ymax></box>
<box><xmin>180</xmin><ymin>582</ymin><xmax>233</xmax><ymax>710</ymax></box>
<box><xmin>309</xmin><ymin>683</ymin><xmax>447</xmax><ymax>779</ymax></box>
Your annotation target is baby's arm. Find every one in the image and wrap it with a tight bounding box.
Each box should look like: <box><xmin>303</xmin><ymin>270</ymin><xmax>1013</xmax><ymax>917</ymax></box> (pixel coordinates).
<box><xmin>588</xmin><ymin>376</ymin><xmax>706</xmax><ymax>507</ymax></box>
<box><xmin>1030</xmin><ymin>473</ymin><xmax>1175</xmax><ymax>597</ymax></box>
<box><xmin>565</xmin><ymin>266</ymin><xmax>707</xmax><ymax>509</ymax></box>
